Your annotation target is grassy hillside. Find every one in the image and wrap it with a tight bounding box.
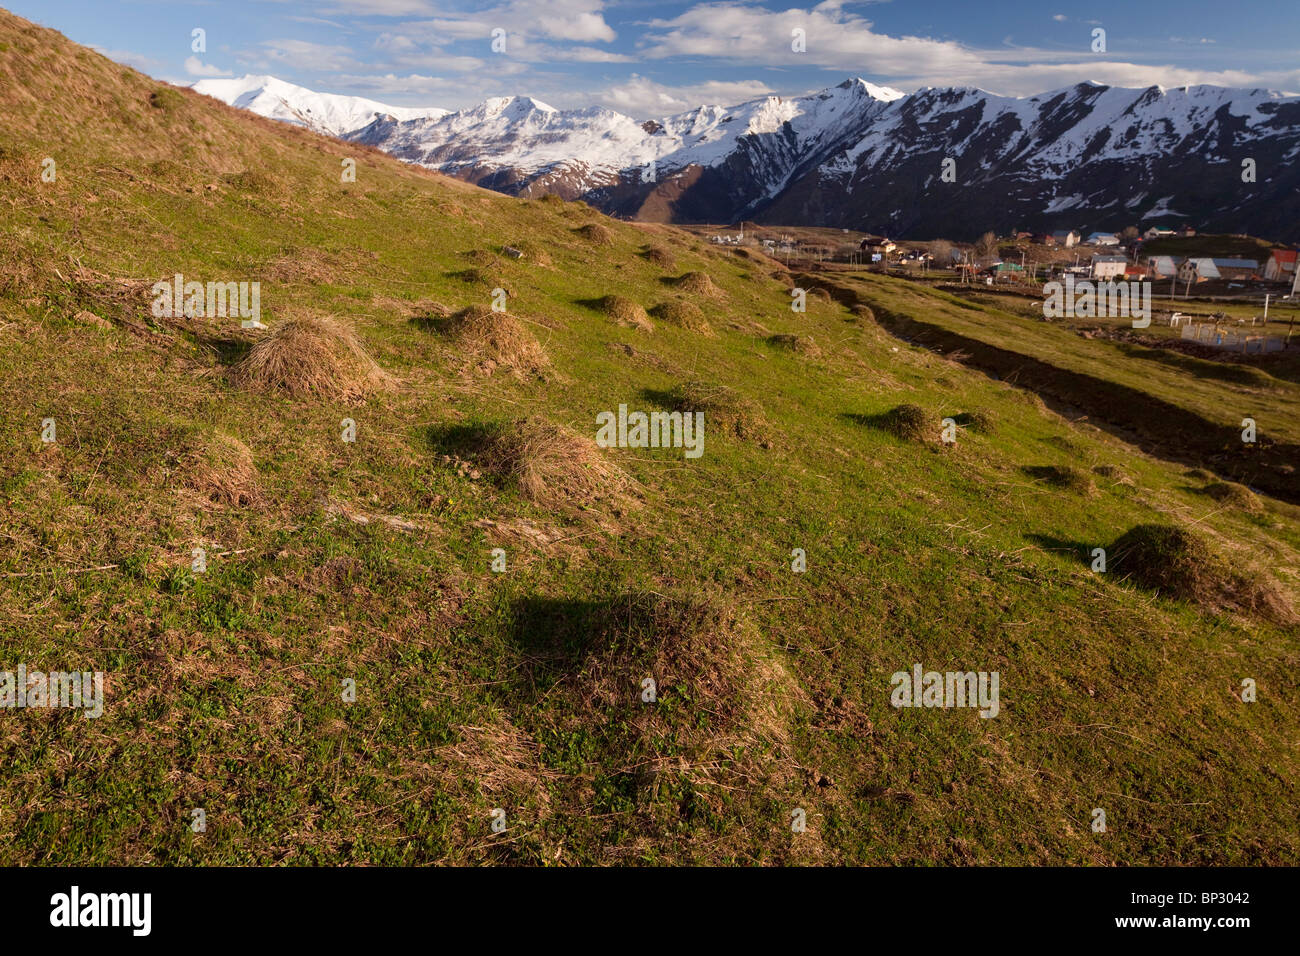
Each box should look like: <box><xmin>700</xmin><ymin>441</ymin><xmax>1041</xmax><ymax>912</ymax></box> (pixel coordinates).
<box><xmin>1</xmin><ymin>9</ymin><xmax>1297</xmax><ymax>865</ymax></box>
<box><xmin>827</xmin><ymin>273</ymin><xmax>1300</xmax><ymax>503</ymax></box>
<box><xmin>1140</xmin><ymin>234</ymin><xmax>1281</xmax><ymax>261</ymax></box>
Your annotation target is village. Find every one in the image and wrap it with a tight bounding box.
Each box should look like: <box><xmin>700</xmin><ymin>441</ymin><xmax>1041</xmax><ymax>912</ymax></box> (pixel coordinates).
<box><xmin>695</xmin><ymin>222</ymin><xmax>1300</xmax><ymax>354</ymax></box>
<box><xmin>703</xmin><ymin>223</ymin><xmax>1297</xmax><ymax>291</ymax></box>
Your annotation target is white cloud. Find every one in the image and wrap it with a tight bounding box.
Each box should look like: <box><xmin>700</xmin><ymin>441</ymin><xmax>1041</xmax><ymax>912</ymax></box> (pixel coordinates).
<box><xmin>316</xmin><ymin>0</ymin><xmax>440</xmax><ymax>14</ymax></box>
<box><xmin>551</xmin><ymin>46</ymin><xmax>636</xmax><ymax>63</ymax></box>
<box><xmin>377</xmin><ymin>1</ymin><xmax>616</xmax><ymax>45</ymax></box>
<box><xmin>184</xmin><ymin>56</ymin><xmax>232</xmax><ymax>78</ymax></box>
<box><xmin>244</xmin><ymin>39</ymin><xmax>364</xmax><ymax>72</ymax></box>
<box><xmin>635</xmin><ymin>2</ymin><xmax>1293</xmax><ymax>96</ymax></box>
<box><xmin>593</xmin><ymin>74</ymin><xmax>774</xmax><ymax>116</ymax></box>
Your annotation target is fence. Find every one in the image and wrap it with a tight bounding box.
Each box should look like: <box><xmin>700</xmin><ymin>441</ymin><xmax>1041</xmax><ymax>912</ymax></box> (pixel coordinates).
<box><xmin>1179</xmin><ymin>322</ymin><xmax>1285</xmax><ymax>353</ymax></box>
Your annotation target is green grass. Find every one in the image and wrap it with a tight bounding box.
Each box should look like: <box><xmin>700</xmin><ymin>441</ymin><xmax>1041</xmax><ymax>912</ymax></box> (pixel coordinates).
<box><xmin>0</xmin><ymin>9</ymin><xmax>1297</xmax><ymax>865</ymax></box>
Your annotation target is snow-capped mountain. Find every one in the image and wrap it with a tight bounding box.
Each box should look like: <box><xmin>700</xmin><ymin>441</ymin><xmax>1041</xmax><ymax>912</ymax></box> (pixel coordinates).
<box><xmin>763</xmin><ymin>82</ymin><xmax>1300</xmax><ymax>240</ymax></box>
<box><xmin>206</xmin><ymin>74</ymin><xmax>1300</xmax><ymax>240</ymax></box>
<box><xmin>192</xmin><ymin>75</ymin><xmax>447</xmax><ymax>138</ymax></box>
<box><xmin>347</xmin><ymin>79</ymin><xmax>905</xmax><ymax>221</ymax></box>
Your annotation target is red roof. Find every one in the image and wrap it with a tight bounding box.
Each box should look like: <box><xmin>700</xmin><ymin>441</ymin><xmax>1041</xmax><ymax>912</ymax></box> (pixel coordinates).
<box><xmin>1270</xmin><ymin>249</ymin><xmax>1297</xmax><ymax>264</ymax></box>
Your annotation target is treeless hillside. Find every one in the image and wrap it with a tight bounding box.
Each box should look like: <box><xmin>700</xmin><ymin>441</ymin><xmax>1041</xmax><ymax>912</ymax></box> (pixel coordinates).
<box><xmin>1</xmin><ymin>9</ymin><xmax>1297</xmax><ymax>865</ymax></box>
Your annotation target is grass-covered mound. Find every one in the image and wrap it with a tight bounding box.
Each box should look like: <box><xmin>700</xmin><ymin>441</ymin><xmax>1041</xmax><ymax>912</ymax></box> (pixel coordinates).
<box><xmin>1200</xmin><ymin>480</ymin><xmax>1264</xmax><ymax>514</ymax></box>
<box><xmin>181</xmin><ymin>431</ymin><xmax>260</xmax><ymax>508</ymax></box>
<box><xmin>443</xmin><ymin>305</ymin><xmax>550</xmax><ymax>378</ymax></box>
<box><xmin>231</xmin><ymin>312</ymin><xmax>393</xmax><ymax>402</ymax></box>
<box><xmin>575</xmin><ymin>223</ymin><xmax>614</xmax><ymax>246</ymax></box>
<box><xmin>475</xmin><ymin>416</ymin><xmax>628</xmax><ymax>508</ymax></box>
<box><xmin>767</xmin><ymin>333</ymin><xmax>822</xmax><ymax>357</ymax></box>
<box><xmin>671</xmin><ymin>271</ymin><xmax>723</xmax><ymax>299</ymax></box>
<box><xmin>860</xmin><ymin>403</ymin><xmax>930</xmax><ymax>442</ymax></box>
<box><xmin>650</xmin><ymin>299</ymin><xmax>712</xmax><ymax>334</ymax></box>
<box><xmin>665</xmin><ymin>381</ymin><xmax>767</xmax><ymax>442</ymax></box>
<box><xmin>1109</xmin><ymin>524</ymin><xmax>1294</xmax><ymax>623</ymax></box>
<box><xmin>597</xmin><ymin>295</ymin><xmax>653</xmax><ymax>332</ymax></box>
<box><xmin>1023</xmin><ymin>464</ymin><xmax>1096</xmax><ymax>495</ymax></box>
<box><xmin>642</xmin><ymin>245</ymin><xmax>677</xmax><ymax>271</ymax></box>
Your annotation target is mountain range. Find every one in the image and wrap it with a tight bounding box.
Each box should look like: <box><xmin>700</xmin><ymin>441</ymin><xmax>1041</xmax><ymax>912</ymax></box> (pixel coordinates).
<box><xmin>194</xmin><ymin>75</ymin><xmax>1300</xmax><ymax>241</ymax></box>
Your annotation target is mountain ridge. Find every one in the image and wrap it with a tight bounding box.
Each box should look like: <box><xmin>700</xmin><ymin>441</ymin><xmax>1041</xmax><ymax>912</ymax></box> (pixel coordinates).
<box><xmin>198</xmin><ymin>73</ymin><xmax>1300</xmax><ymax>238</ymax></box>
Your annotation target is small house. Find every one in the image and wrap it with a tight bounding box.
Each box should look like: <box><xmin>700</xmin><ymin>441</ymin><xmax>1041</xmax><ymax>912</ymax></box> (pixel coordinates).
<box><xmin>1091</xmin><ymin>254</ymin><xmax>1128</xmax><ymax>279</ymax></box>
<box><xmin>1211</xmin><ymin>258</ymin><xmax>1259</xmax><ymax>281</ymax></box>
<box><xmin>1145</xmin><ymin>255</ymin><xmax>1181</xmax><ymax>278</ymax></box>
<box><xmin>1178</xmin><ymin>258</ymin><xmax>1220</xmax><ymax>283</ymax></box>
<box><xmin>1051</xmin><ymin>230</ymin><xmax>1080</xmax><ymax>248</ymax></box>
<box><xmin>1087</xmin><ymin>232</ymin><xmax>1120</xmax><ymax>246</ymax></box>
<box><xmin>1263</xmin><ymin>249</ymin><xmax>1296</xmax><ymax>282</ymax></box>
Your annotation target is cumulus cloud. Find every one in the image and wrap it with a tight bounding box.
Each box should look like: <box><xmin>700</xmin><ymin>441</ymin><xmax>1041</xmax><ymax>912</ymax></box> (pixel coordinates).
<box><xmin>635</xmin><ymin>2</ymin><xmax>1293</xmax><ymax>96</ymax></box>
<box><xmin>244</xmin><ymin>39</ymin><xmax>365</xmax><ymax>72</ymax></box>
<box><xmin>184</xmin><ymin>56</ymin><xmax>233</xmax><ymax>77</ymax></box>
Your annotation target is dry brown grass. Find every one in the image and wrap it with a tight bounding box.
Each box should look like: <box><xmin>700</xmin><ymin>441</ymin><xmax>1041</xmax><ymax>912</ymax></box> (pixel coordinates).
<box><xmin>649</xmin><ymin>299</ymin><xmax>712</xmax><ymax>335</ymax></box>
<box><xmin>598</xmin><ymin>295</ymin><xmax>653</xmax><ymax>332</ymax></box>
<box><xmin>72</xmin><ymin>309</ymin><xmax>113</xmax><ymax>330</ymax></box>
<box><xmin>378</xmin><ymin>296</ymin><xmax>452</xmax><ymax>324</ymax></box>
<box><xmin>230</xmin><ymin>311</ymin><xmax>394</xmax><ymax>402</ymax></box>
<box><xmin>672</xmin><ymin>271</ymin><xmax>723</xmax><ymax>299</ymax></box>
<box><xmin>444</xmin><ymin>305</ymin><xmax>549</xmax><ymax>378</ymax></box>
<box><xmin>575</xmin><ymin>223</ymin><xmax>614</xmax><ymax>246</ymax></box>
<box><xmin>260</xmin><ymin>247</ymin><xmax>366</xmax><ymax>284</ymax></box>
<box><xmin>65</xmin><ymin>266</ymin><xmax>156</xmax><ymax>330</ymax></box>
<box><xmin>182</xmin><ymin>431</ymin><xmax>260</xmax><ymax>507</ymax></box>
<box><xmin>479</xmin><ymin>416</ymin><xmax>628</xmax><ymax>509</ymax></box>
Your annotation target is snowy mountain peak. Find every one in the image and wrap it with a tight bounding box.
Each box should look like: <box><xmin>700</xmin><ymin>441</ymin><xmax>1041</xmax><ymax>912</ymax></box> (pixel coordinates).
<box><xmin>480</xmin><ymin>95</ymin><xmax>559</xmax><ymax>117</ymax></box>
<box><xmin>840</xmin><ymin>77</ymin><xmax>906</xmax><ymax>102</ymax></box>
<box><xmin>192</xmin><ymin>74</ymin><xmax>447</xmax><ymax>138</ymax></box>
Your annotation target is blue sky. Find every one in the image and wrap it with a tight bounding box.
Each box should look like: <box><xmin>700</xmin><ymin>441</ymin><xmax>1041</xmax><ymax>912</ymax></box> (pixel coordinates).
<box><xmin>10</xmin><ymin>0</ymin><xmax>1299</xmax><ymax>116</ymax></box>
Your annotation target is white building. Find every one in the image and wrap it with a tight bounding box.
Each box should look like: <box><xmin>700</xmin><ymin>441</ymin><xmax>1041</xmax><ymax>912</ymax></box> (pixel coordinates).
<box><xmin>1091</xmin><ymin>255</ymin><xmax>1128</xmax><ymax>279</ymax></box>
